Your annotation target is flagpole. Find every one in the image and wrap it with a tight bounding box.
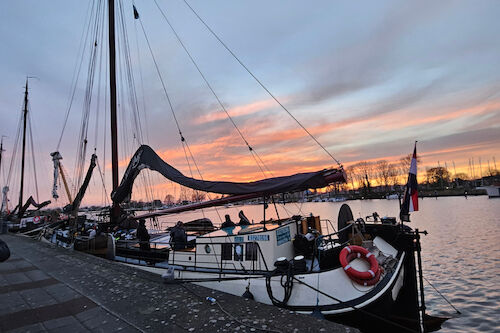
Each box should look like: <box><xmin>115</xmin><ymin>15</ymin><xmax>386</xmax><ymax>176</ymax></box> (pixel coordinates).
<box><xmin>400</xmin><ymin>141</ymin><xmax>418</xmax><ymax>224</ymax></box>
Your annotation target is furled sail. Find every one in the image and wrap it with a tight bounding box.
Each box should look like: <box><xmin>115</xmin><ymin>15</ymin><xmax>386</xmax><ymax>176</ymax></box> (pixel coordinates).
<box><xmin>50</xmin><ymin>151</ymin><xmax>63</xmax><ymax>199</ymax></box>
<box><xmin>112</xmin><ymin>145</ymin><xmax>346</xmax><ymax>204</ymax></box>
<box><xmin>64</xmin><ymin>154</ymin><xmax>97</xmax><ymax>213</ymax></box>
<box><xmin>11</xmin><ymin>196</ymin><xmax>51</xmax><ymax>218</ymax></box>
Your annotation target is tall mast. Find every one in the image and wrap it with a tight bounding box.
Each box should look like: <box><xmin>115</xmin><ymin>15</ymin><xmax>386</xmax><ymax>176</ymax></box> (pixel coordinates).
<box><xmin>108</xmin><ymin>0</ymin><xmax>119</xmax><ymax>220</ymax></box>
<box><xmin>18</xmin><ymin>79</ymin><xmax>29</xmax><ymax>217</ymax></box>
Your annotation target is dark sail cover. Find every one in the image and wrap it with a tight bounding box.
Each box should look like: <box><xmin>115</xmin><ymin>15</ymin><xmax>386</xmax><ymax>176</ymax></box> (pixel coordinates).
<box><xmin>64</xmin><ymin>154</ymin><xmax>97</xmax><ymax>213</ymax></box>
<box><xmin>112</xmin><ymin>145</ymin><xmax>346</xmax><ymax>204</ymax></box>
<box><xmin>13</xmin><ymin>196</ymin><xmax>51</xmax><ymax>218</ymax></box>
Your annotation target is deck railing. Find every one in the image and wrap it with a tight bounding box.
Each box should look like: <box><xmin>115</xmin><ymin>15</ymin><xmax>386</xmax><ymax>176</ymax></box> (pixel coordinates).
<box><xmin>317</xmin><ymin>222</ymin><xmax>354</xmax><ymax>248</ymax></box>
<box><xmin>115</xmin><ymin>238</ymin><xmax>270</xmax><ymax>274</ymax></box>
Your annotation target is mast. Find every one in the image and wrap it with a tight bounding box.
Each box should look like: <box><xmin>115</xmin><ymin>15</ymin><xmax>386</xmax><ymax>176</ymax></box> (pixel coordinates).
<box><xmin>18</xmin><ymin>79</ymin><xmax>29</xmax><ymax>217</ymax></box>
<box><xmin>0</xmin><ymin>137</ymin><xmax>4</xmax><ymax>182</ymax></box>
<box><xmin>108</xmin><ymin>0</ymin><xmax>119</xmax><ymax>221</ymax></box>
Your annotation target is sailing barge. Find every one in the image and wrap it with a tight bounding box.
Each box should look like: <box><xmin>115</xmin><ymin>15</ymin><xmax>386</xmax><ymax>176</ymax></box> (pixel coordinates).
<box><xmin>0</xmin><ymin>79</ymin><xmax>51</xmax><ymax>233</ymax></box>
<box><xmin>104</xmin><ymin>145</ymin><xmax>446</xmax><ymax>333</ymax></box>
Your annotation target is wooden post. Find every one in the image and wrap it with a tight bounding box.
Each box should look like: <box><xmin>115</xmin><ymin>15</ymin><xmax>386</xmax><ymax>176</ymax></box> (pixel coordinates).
<box><xmin>59</xmin><ymin>166</ymin><xmax>73</xmax><ymax>203</ymax></box>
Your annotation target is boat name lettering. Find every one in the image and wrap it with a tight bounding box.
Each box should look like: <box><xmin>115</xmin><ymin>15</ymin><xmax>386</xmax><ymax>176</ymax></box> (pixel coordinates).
<box><xmin>234</xmin><ymin>236</ymin><xmax>244</xmax><ymax>243</ymax></box>
<box><xmin>248</xmin><ymin>235</ymin><xmax>270</xmax><ymax>241</ymax></box>
<box><xmin>276</xmin><ymin>226</ymin><xmax>291</xmax><ymax>246</ymax></box>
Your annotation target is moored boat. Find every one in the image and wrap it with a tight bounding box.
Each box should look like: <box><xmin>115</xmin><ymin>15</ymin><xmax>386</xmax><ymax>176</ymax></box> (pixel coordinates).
<box><xmin>104</xmin><ymin>144</ymin><xmax>447</xmax><ymax>332</ymax></box>
<box><xmin>477</xmin><ymin>185</ymin><xmax>500</xmax><ymax>198</ymax></box>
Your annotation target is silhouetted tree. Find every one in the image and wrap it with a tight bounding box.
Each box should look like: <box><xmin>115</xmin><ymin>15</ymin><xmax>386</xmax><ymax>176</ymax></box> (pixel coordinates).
<box><xmin>191</xmin><ymin>190</ymin><xmax>206</xmax><ymax>202</ymax></box>
<box><xmin>163</xmin><ymin>193</ymin><xmax>175</xmax><ymax>205</ymax></box>
<box><xmin>426</xmin><ymin>167</ymin><xmax>450</xmax><ymax>189</ymax></box>
<box><xmin>376</xmin><ymin>160</ymin><xmax>391</xmax><ymax>190</ymax></box>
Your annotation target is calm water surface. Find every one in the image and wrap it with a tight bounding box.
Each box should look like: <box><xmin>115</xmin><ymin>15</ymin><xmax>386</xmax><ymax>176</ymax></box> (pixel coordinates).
<box><xmin>158</xmin><ymin>196</ymin><xmax>500</xmax><ymax>333</ymax></box>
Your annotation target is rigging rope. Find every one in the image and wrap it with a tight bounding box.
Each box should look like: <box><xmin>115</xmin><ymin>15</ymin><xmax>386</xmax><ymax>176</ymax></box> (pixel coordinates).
<box><xmin>153</xmin><ymin>0</ymin><xmax>272</xmax><ymax>178</ymax></box>
<box><xmin>182</xmin><ymin>0</ymin><xmax>342</xmax><ymax>166</ymax></box>
<box><xmin>56</xmin><ymin>0</ymin><xmax>95</xmax><ymax>151</ymax></box>
<box><xmin>27</xmin><ymin>113</ymin><xmax>39</xmax><ymax>202</ymax></box>
<box><xmin>73</xmin><ymin>0</ymin><xmax>105</xmax><ymax>195</ymax></box>
<box><xmin>135</xmin><ymin>10</ymin><xmax>217</xmax><ymax>217</ymax></box>
<box><xmin>6</xmin><ymin>105</ymin><xmax>23</xmax><ymax>185</ymax></box>
<box><xmin>96</xmin><ymin>157</ymin><xmax>109</xmax><ymax>206</ymax></box>
<box><xmin>150</xmin><ymin>2</ymin><xmax>311</xmax><ymax>220</ymax></box>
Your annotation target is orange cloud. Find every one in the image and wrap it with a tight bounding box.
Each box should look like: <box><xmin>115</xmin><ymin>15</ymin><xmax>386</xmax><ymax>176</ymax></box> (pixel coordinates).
<box><xmin>194</xmin><ymin>99</ymin><xmax>279</xmax><ymax>124</ymax></box>
<box><xmin>378</xmin><ymin>100</ymin><xmax>500</xmax><ymax>130</ymax></box>
<box><xmin>92</xmin><ymin>96</ymin><xmax>500</xmax><ymax>206</ymax></box>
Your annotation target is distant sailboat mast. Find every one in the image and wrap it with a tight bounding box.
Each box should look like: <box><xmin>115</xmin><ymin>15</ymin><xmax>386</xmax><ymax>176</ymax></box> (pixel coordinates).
<box><xmin>0</xmin><ymin>136</ymin><xmax>5</xmax><ymax>182</ymax></box>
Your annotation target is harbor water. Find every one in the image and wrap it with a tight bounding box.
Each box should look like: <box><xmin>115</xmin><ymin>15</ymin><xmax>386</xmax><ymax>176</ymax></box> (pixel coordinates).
<box><xmin>157</xmin><ymin>196</ymin><xmax>500</xmax><ymax>333</ymax></box>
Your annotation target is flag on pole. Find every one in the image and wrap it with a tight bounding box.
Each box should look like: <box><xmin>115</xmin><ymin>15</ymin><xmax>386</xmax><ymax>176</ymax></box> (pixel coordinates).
<box><xmin>400</xmin><ymin>143</ymin><xmax>418</xmax><ymax>221</ymax></box>
<box><xmin>133</xmin><ymin>5</ymin><xmax>140</xmax><ymax>19</ymax></box>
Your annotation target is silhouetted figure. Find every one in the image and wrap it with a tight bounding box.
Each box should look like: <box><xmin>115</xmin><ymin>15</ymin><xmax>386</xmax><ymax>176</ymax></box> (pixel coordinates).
<box><xmin>170</xmin><ymin>221</ymin><xmax>188</xmax><ymax>250</ymax></box>
<box><xmin>88</xmin><ymin>226</ymin><xmax>97</xmax><ymax>239</ymax></box>
<box><xmin>238</xmin><ymin>210</ymin><xmax>250</xmax><ymax>226</ymax></box>
<box><xmin>221</xmin><ymin>214</ymin><xmax>236</xmax><ymax>229</ymax></box>
<box><xmin>137</xmin><ymin>219</ymin><xmax>151</xmax><ymax>252</ymax></box>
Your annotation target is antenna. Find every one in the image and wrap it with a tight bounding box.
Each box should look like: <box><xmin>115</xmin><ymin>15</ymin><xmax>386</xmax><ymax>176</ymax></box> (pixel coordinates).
<box><xmin>0</xmin><ymin>136</ymin><xmax>6</xmax><ymax>184</ymax></box>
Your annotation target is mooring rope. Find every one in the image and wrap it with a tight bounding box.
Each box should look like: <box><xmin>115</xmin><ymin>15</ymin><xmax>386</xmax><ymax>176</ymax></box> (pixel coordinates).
<box><xmin>423</xmin><ymin>276</ymin><xmax>461</xmax><ymax>314</ymax></box>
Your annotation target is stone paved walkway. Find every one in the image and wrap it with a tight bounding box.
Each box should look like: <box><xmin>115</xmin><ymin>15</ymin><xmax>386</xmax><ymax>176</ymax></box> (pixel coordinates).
<box><xmin>0</xmin><ymin>234</ymin><xmax>358</xmax><ymax>333</ymax></box>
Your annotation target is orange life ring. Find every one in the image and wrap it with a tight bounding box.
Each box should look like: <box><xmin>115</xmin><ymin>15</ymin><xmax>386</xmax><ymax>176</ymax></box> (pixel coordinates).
<box><xmin>339</xmin><ymin>245</ymin><xmax>380</xmax><ymax>285</ymax></box>
<box><xmin>33</xmin><ymin>216</ymin><xmax>41</xmax><ymax>223</ymax></box>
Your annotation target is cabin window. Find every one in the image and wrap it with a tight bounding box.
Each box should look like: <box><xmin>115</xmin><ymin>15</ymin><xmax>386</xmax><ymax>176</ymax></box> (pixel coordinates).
<box><xmin>221</xmin><ymin>243</ymin><xmax>232</xmax><ymax>260</ymax></box>
<box><xmin>245</xmin><ymin>242</ymin><xmax>258</xmax><ymax>261</ymax></box>
<box><xmin>234</xmin><ymin>244</ymin><xmax>244</xmax><ymax>261</ymax></box>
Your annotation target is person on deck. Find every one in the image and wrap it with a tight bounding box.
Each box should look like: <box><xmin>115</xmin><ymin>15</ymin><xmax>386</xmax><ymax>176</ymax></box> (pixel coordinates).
<box><xmin>137</xmin><ymin>219</ymin><xmax>151</xmax><ymax>252</ymax></box>
<box><xmin>238</xmin><ymin>210</ymin><xmax>250</xmax><ymax>226</ymax></box>
<box><xmin>221</xmin><ymin>214</ymin><xmax>236</xmax><ymax>229</ymax></box>
<box><xmin>88</xmin><ymin>225</ymin><xmax>97</xmax><ymax>239</ymax></box>
<box><xmin>170</xmin><ymin>221</ymin><xmax>187</xmax><ymax>250</ymax></box>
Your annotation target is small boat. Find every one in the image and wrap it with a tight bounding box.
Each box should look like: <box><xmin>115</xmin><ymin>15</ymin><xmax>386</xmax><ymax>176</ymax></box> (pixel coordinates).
<box><xmin>386</xmin><ymin>193</ymin><xmax>399</xmax><ymax>200</ymax></box>
<box><xmin>329</xmin><ymin>196</ymin><xmax>347</xmax><ymax>202</ymax></box>
<box><xmin>477</xmin><ymin>185</ymin><xmax>500</xmax><ymax>198</ymax></box>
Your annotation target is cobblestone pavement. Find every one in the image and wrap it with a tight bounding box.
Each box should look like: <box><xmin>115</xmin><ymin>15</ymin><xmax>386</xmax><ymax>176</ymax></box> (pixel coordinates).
<box><xmin>0</xmin><ymin>234</ymin><xmax>359</xmax><ymax>333</ymax></box>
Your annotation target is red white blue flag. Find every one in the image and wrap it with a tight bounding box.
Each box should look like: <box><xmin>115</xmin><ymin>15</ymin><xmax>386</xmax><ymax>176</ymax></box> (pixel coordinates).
<box><xmin>401</xmin><ymin>143</ymin><xmax>418</xmax><ymax>219</ymax></box>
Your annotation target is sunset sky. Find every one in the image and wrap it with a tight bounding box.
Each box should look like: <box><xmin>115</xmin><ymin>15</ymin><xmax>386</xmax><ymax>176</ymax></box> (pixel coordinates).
<box><xmin>0</xmin><ymin>0</ymin><xmax>499</xmax><ymax>207</ymax></box>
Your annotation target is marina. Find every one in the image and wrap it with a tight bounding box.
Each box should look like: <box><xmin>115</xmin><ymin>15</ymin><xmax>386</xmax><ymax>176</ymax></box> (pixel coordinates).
<box><xmin>1</xmin><ymin>233</ymin><xmax>356</xmax><ymax>333</ymax></box>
